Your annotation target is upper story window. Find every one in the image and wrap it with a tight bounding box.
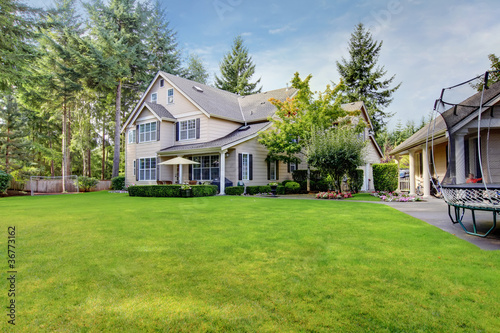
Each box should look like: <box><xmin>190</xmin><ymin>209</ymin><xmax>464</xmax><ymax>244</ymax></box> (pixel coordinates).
<box><xmin>179</xmin><ymin>119</ymin><xmax>196</xmax><ymax>140</ymax></box>
<box><xmin>128</xmin><ymin>129</ymin><xmax>136</xmax><ymax>144</ymax></box>
<box><xmin>160</xmin><ymin>79</ymin><xmax>164</xmax><ymax>87</ymax></box>
<box><xmin>151</xmin><ymin>92</ymin><xmax>157</xmax><ymax>103</ymax></box>
<box><xmin>139</xmin><ymin>122</ymin><xmax>157</xmax><ymax>143</ymax></box>
<box><xmin>167</xmin><ymin>88</ymin><xmax>174</xmax><ymax>104</ymax></box>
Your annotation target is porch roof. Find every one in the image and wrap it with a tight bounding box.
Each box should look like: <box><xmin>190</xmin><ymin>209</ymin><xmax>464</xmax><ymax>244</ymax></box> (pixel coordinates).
<box><xmin>158</xmin><ymin>122</ymin><xmax>270</xmax><ymax>155</ymax></box>
<box><xmin>390</xmin><ymin>115</ymin><xmax>447</xmax><ymax>155</ymax></box>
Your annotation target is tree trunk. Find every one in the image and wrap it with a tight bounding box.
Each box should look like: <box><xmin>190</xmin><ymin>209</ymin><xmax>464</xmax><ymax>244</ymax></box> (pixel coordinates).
<box><xmin>306</xmin><ymin>165</ymin><xmax>311</xmax><ymax>192</ymax></box>
<box><xmin>5</xmin><ymin>125</ymin><xmax>10</xmax><ymax>174</ymax></box>
<box><xmin>101</xmin><ymin>115</ymin><xmax>106</xmax><ymax>181</ymax></box>
<box><xmin>112</xmin><ymin>80</ymin><xmax>122</xmax><ymax>178</ymax></box>
<box><xmin>49</xmin><ymin>138</ymin><xmax>54</xmax><ymax>177</ymax></box>
<box><xmin>62</xmin><ymin>100</ymin><xmax>68</xmax><ymax>192</ymax></box>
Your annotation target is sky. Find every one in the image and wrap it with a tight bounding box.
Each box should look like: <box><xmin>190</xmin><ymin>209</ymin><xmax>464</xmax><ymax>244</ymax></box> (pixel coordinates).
<box><xmin>27</xmin><ymin>0</ymin><xmax>500</xmax><ymax>129</ymax></box>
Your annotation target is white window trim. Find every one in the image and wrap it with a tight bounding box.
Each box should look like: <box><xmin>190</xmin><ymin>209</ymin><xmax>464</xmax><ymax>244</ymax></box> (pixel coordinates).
<box><xmin>151</xmin><ymin>92</ymin><xmax>158</xmax><ymax>103</ymax></box>
<box><xmin>138</xmin><ymin>121</ymin><xmax>157</xmax><ymax>143</ymax></box>
<box><xmin>167</xmin><ymin>88</ymin><xmax>174</xmax><ymax>104</ymax></box>
<box><xmin>138</xmin><ymin>157</ymin><xmax>156</xmax><ymax>181</ymax></box>
<box><xmin>128</xmin><ymin>129</ymin><xmax>136</xmax><ymax>144</ymax></box>
<box><xmin>242</xmin><ymin>153</ymin><xmax>250</xmax><ymax>181</ymax></box>
<box><xmin>179</xmin><ymin>119</ymin><xmax>196</xmax><ymax>141</ymax></box>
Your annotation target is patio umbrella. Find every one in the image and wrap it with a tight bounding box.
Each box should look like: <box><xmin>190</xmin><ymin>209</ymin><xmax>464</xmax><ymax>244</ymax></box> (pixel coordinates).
<box><xmin>158</xmin><ymin>156</ymin><xmax>199</xmax><ymax>165</ymax></box>
<box><xmin>158</xmin><ymin>157</ymin><xmax>200</xmax><ymax>184</ymax></box>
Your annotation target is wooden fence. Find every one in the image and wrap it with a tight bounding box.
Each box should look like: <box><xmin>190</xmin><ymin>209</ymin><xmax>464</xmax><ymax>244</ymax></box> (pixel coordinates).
<box><xmin>9</xmin><ymin>179</ymin><xmax>111</xmax><ymax>193</ymax></box>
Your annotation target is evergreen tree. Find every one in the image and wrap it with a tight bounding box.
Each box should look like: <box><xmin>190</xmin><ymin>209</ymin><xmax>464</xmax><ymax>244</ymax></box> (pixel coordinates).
<box><xmin>337</xmin><ymin>23</ymin><xmax>401</xmax><ymax>134</ymax></box>
<box><xmin>184</xmin><ymin>53</ymin><xmax>210</xmax><ymax>84</ymax></box>
<box><xmin>215</xmin><ymin>36</ymin><xmax>261</xmax><ymax>95</ymax></box>
<box><xmin>0</xmin><ymin>95</ymin><xmax>31</xmax><ymax>173</ymax></box>
<box><xmin>145</xmin><ymin>0</ymin><xmax>181</xmax><ymax>76</ymax></box>
<box><xmin>0</xmin><ymin>0</ymin><xmax>46</xmax><ymax>92</ymax></box>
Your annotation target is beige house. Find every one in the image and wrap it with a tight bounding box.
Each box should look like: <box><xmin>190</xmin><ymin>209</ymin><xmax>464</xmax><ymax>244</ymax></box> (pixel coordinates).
<box><xmin>121</xmin><ymin>72</ymin><xmax>382</xmax><ymax>194</ymax></box>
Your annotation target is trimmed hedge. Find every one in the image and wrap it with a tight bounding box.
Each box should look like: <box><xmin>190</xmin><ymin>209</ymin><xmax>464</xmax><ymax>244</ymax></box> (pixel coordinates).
<box><xmin>276</xmin><ymin>185</ymin><xmax>285</xmax><ymax>195</ymax></box>
<box><xmin>373</xmin><ymin>163</ymin><xmax>398</xmax><ymax>192</ymax></box>
<box><xmin>128</xmin><ymin>185</ymin><xmax>217</xmax><ymax>197</ymax></box>
<box><xmin>245</xmin><ymin>186</ymin><xmax>261</xmax><ymax>195</ymax></box>
<box><xmin>111</xmin><ymin>176</ymin><xmax>125</xmax><ymax>190</ymax></box>
<box><xmin>292</xmin><ymin>169</ymin><xmax>323</xmax><ymax>182</ymax></box>
<box><xmin>259</xmin><ymin>185</ymin><xmax>271</xmax><ymax>194</ymax></box>
<box><xmin>284</xmin><ymin>181</ymin><xmax>301</xmax><ymax>194</ymax></box>
<box><xmin>225</xmin><ymin>186</ymin><xmax>244</xmax><ymax>195</ymax></box>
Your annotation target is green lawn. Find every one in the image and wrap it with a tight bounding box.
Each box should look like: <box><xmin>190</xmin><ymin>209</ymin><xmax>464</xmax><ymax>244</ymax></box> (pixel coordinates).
<box><xmin>1</xmin><ymin>192</ymin><xmax>499</xmax><ymax>332</ymax></box>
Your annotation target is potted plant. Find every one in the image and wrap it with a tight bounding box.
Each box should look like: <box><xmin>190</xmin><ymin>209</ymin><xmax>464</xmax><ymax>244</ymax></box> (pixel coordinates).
<box><xmin>180</xmin><ymin>183</ymin><xmax>192</xmax><ymax>197</ymax></box>
<box><xmin>269</xmin><ymin>182</ymin><xmax>278</xmax><ymax>196</ymax></box>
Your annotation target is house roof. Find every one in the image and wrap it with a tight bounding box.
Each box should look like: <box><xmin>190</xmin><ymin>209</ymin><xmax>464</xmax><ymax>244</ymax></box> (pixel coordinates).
<box><xmin>390</xmin><ymin>115</ymin><xmax>447</xmax><ymax>155</ymax></box>
<box><xmin>440</xmin><ymin>81</ymin><xmax>500</xmax><ymax>130</ymax></box>
<box><xmin>341</xmin><ymin>101</ymin><xmax>375</xmax><ymax>130</ymax></box>
<box><xmin>239</xmin><ymin>87</ymin><xmax>297</xmax><ymax>122</ymax></box>
<box><xmin>158</xmin><ymin>122</ymin><xmax>271</xmax><ymax>154</ymax></box>
<box><xmin>144</xmin><ymin>102</ymin><xmax>175</xmax><ymax>120</ymax></box>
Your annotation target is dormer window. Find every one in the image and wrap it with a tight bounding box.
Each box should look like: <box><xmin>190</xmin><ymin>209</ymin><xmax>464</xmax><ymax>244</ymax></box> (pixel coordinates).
<box><xmin>151</xmin><ymin>92</ymin><xmax>158</xmax><ymax>103</ymax></box>
<box><xmin>167</xmin><ymin>88</ymin><xmax>174</xmax><ymax>104</ymax></box>
<box><xmin>160</xmin><ymin>79</ymin><xmax>164</xmax><ymax>87</ymax></box>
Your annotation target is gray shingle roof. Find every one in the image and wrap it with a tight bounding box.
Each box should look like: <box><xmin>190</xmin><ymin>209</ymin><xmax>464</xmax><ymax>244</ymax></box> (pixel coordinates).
<box><xmin>390</xmin><ymin>115</ymin><xmax>447</xmax><ymax>155</ymax></box>
<box><xmin>158</xmin><ymin>122</ymin><xmax>270</xmax><ymax>154</ymax></box>
<box><xmin>341</xmin><ymin>101</ymin><xmax>364</xmax><ymax>112</ymax></box>
<box><xmin>144</xmin><ymin>102</ymin><xmax>175</xmax><ymax>120</ymax></box>
<box><xmin>240</xmin><ymin>88</ymin><xmax>298</xmax><ymax>122</ymax></box>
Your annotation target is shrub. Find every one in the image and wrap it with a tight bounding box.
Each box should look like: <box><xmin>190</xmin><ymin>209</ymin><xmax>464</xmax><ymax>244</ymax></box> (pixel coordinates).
<box><xmin>225</xmin><ymin>186</ymin><xmax>244</xmax><ymax>195</ymax></box>
<box><xmin>245</xmin><ymin>186</ymin><xmax>261</xmax><ymax>195</ymax></box>
<box><xmin>372</xmin><ymin>163</ymin><xmax>398</xmax><ymax>192</ymax></box>
<box><xmin>75</xmin><ymin>176</ymin><xmax>99</xmax><ymax>192</ymax></box>
<box><xmin>348</xmin><ymin>169</ymin><xmax>364</xmax><ymax>193</ymax></box>
<box><xmin>0</xmin><ymin>171</ymin><xmax>13</xmax><ymax>193</ymax></box>
<box><xmin>192</xmin><ymin>185</ymin><xmax>218</xmax><ymax>197</ymax></box>
<box><xmin>281</xmin><ymin>179</ymin><xmax>293</xmax><ymax>187</ymax></box>
<box><xmin>276</xmin><ymin>185</ymin><xmax>285</xmax><ymax>195</ymax></box>
<box><xmin>111</xmin><ymin>176</ymin><xmax>125</xmax><ymax>190</ymax></box>
<box><xmin>128</xmin><ymin>185</ymin><xmax>217</xmax><ymax>197</ymax></box>
<box><xmin>285</xmin><ymin>181</ymin><xmax>301</xmax><ymax>194</ymax></box>
<box><xmin>259</xmin><ymin>185</ymin><xmax>271</xmax><ymax>194</ymax></box>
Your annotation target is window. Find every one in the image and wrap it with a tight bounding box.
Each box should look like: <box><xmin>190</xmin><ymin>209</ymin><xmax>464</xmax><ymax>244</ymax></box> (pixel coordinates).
<box><xmin>242</xmin><ymin>153</ymin><xmax>249</xmax><ymax>180</ymax></box>
<box><xmin>139</xmin><ymin>157</ymin><xmax>156</xmax><ymax>181</ymax></box>
<box><xmin>192</xmin><ymin>155</ymin><xmax>219</xmax><ymax>180</ymax></box>
<box><xmin>139</xmin><ymin>122</ymin><xmax>157</xmax><ymax>143</ymax></box>
<box><xmin>167</xmin><ymin>88</ymin><xmax>174</xmax><ymax>104</ymax></box>
<box><xmin>269</xmin><ymin>160</ymin><xmax>277</xmax><ymax>180</ymax></box>
<box><xmin>160</xmin><ymin>79</ymin><xmax>164</xmax><ymax>87</ymax></box>
<box><xmin>151</xmin><ymin>92</ymin><xmax>157</xmax><ymax>103</ymax></box>
<box><xmin>179</xmin><ymin>119</ymin><xmax>196</xmax><ymax>140</ymax></box>
<box><xmin>128</xmin><ymin>129</ymin><xmax>136</xmax><ymax>144</ymax></box>
<box><xmin>289</xmin><ymin>162</ymin><xmax>297</xmax><ymax>173</ymax></box>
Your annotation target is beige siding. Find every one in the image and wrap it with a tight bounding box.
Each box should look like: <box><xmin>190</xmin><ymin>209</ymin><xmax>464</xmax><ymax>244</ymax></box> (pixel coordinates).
<box><xmin>481</xmin><ymin>129</ymin><xmax>500</xmax><ymax>182</ymax></box>
<box><xmin>364</xmin><ymin>141</ymin><xmax>381</xmax><ymax>165</ymax></box>
<box><xmin>147</xmin><ymin>78</ymin><xmax>201</xmax><ymax>117</ymax></box>
<box><xmin>433</xmin><ymin>142</ymin><xmax>448</xmax><ymax>179</ymax></box>
<box><xmin>174</xmin><ymin>113</ymin><xmax>210</xmax><ymax>144</ymax></box>
<box><xmin>207</xmin><ymin>118</ymin><xmax>241</xmax><ymax>141</ymax></box>
<box><xmin>233</xmin><ymin>137</ymin><xmax>272</xmax><ymax>186</ymax></box>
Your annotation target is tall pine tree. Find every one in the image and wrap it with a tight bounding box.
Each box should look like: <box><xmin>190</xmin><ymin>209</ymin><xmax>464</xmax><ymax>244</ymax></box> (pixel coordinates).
<box><xmin>215</xmin><ymin>35</ymin><xmax>261</xmax><ymax>95</ymax></box>
<box><xmin>184</xmin><ymin>53</ymin><xmax>209</xmax><ymax>84</ymax></box>
<box><xmin>336</xmin><ymin>23</ymin><xmax>401</xmax><ymax>134</ymax></box>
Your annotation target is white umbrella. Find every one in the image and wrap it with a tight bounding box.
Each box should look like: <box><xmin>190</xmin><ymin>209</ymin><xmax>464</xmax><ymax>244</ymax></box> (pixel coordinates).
<box><xmin>158</xmin><ymin>156</ymin><xmax>200</xmax><ymax>165</ymax></box>
<box><xmin>158</xmin><ymin>157</ymin><xmax>199</xmax><ymax>184</ymax></box>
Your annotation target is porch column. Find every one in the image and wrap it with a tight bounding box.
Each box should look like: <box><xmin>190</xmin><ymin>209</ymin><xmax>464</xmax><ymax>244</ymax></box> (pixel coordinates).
<box><xmin>396</xmin><ymin>155</ymin><xmax>401</xmax><ymax>192</ymax></box>
<box><xmin>422</xmin><ymin>144</ymin><xmax>430</xmax><ymax>198</ymax></box>
<box><xmin>179</xmin><ymin>164</ymin><xmax>183</xmax><ymax>184</ymax></box>
<box><xmin>220</xmin><ymin>150</ymin><xmax>227</xmax><ymax>195</ymax></box>
<box><xmin>409</xmin><ymin>150</ymin><xmax>416</xmax><ymax>195</ymax></box>
<box><xmin>455</xmin><ymin>132</ymin><xmax>466</xmax><ymax>184</ymax></box>
<box><xmin>365</xmin><ymin>163</ymin><xmax>370</xmax><ymax>191</ymax></box>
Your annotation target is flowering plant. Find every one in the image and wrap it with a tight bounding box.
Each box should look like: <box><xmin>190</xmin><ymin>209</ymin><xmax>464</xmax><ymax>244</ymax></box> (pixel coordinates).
<box><xmin>180</xmin><ymin>184</ymin><xmax>192</xmax><ymax>190</ymax></box>
<box><xmin>316</xmin><ymin>191</ymin><xmax>352</xmax><ymax>200</ymax></box>
<box><xmin>371</xmin><ymin>191</ymin><xmax>421</xmax><ymax>202</ymax></box>
<box><xmin>269</xmin><ymin>182</ymin><xmax>278</xmax><ymax>186</ymax></box>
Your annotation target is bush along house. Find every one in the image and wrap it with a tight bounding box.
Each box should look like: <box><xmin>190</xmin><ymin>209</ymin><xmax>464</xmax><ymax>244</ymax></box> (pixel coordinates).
<box><xmin>121</xmin><ymin>72</ymin><xmax>382</xmax><ymax>194</ymax></box>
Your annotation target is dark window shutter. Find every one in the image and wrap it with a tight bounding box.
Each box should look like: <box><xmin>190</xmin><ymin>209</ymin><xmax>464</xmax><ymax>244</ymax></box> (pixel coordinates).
<box><xmin>249</xmin><ymin>154</ymin><xmax>253</xmax><ymax>180</ymax></box>
<box><xmin>267</xmin><ymin>160</ymin><xmax>270</xmax><ymax>180</ymax></box>
<box><xmin>276</xmin><ymin>160</ymin><xmax>279</xmax><ymax>180</ymax></box>
<box><xmin>189</xmin><ymin>157</ymin><xmax>193</xmax><ymax>180</ymax></box>
<box><xmin>287</xmin><ymin>162</ymin><xmax>290</xmax><ymax>173</ymax></box>
<box><xmin>136</xmin><ymin>125</ymin><xmax>139</xmax><ymax>143</ymax></box>
<box><xmin>156</xmin><ymin>157</ymin><xmax>160</xmax><ymax>180</ymax></box>
<box><xmin>157</xmin><ymin>121</ymin><xmax>160</xmax><ymax>141</ymax></box>
<box><xmin>175</xmin><ymin>122</ymin><xmax>179</xmax><ymax>141</ymax></box>
<box><xmin>196</xmin><ymin>118</ymin><xmax>200</xmax><ymax>139</ymax></box>
<box><xmin>238</xmin><ymin>153</ymin><xmax>242</xmax><ymax>180</ymax></box>
<box><xmin>136</xmin><ymin>159</ymin><xmax>139</xmax><ymax>181</ymax></box>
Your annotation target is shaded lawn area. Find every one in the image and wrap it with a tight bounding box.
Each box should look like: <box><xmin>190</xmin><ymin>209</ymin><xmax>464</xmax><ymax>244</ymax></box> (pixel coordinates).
<box><xmin>1</xmin><ymin>192</ymin><xmax>499</xmax><ymax>332</ymax></box>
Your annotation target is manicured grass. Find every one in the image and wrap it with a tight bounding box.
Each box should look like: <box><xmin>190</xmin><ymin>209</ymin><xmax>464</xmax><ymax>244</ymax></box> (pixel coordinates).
<box><xmin>1</xmin><ymin>192</ymin><xmax>499</xmax><ymax>332</ymax></box>
<box><xmin>344</xmin><ymin>192</ymin><xmax>382</xmax><ymax>201</ymax></box>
